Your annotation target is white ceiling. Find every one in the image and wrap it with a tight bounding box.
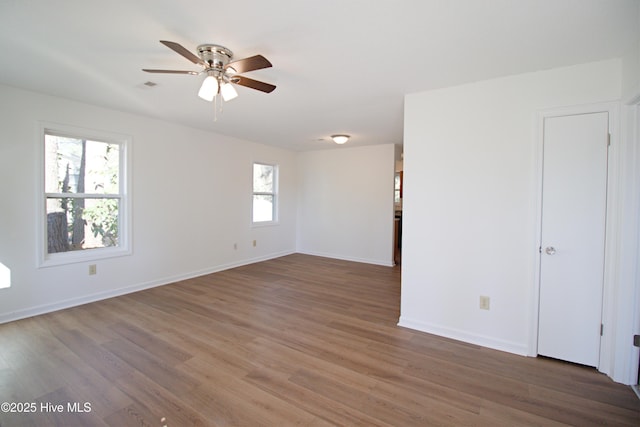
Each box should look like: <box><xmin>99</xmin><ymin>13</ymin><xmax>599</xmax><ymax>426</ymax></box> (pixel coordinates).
<box><xmin>0</xmin><ymin>0</ymin><xmax>638</xmax><ymax>151</ymax></box>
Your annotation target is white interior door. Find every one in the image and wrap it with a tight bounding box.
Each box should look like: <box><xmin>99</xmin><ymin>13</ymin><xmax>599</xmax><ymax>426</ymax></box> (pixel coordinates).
<box><xmin>538</xmin><ymin>112</ymin><xmax>609</xmax><ymax>367</ymax></box>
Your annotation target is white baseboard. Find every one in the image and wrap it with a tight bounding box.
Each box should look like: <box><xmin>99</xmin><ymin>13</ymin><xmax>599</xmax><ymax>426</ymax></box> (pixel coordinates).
<box><xmin>0</xmin><ymin>250</ymin><xmax>294</xmax><ymax>325</ymax></box>
<box><xmin>398</xmin><ymin>316</ymin><xmax>529</xmax><ymax>356</ymax></box>
<box><xmin>297</xmin><ymin>250</ymin><xmax>395</xmax><ymax>267</ymax></box>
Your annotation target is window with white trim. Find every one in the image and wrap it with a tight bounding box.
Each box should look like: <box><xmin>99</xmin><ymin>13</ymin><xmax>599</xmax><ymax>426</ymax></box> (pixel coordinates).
<box><xmin>252</xmin><ymin>162</ymin><xmax>277</xmax><ymax>224</ymax></box>
<box><xmin>39</xmin><ymin>124</ymin><xmax>130</xmax><ymax>266</ymax></box>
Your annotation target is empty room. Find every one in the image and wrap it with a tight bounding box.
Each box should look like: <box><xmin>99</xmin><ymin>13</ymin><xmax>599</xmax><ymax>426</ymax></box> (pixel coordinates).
<box><xmin>1</xmin><ymin>1</ymin><xmax>640</xmax><ymax>425</ymax></box>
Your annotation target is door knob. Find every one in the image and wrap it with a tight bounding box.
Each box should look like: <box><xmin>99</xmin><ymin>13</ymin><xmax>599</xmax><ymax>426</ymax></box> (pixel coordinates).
<box><xmin>545</xmin><ymin>246</ymin><xmax>556</xmax><ymax>255</ymax></box>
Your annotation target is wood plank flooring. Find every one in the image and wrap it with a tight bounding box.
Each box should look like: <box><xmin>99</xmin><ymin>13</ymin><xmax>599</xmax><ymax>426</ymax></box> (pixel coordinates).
<box><xmin>1</xmin><ymin>254</ymin><xmax>638</xmax><ymax>426</ymax></box>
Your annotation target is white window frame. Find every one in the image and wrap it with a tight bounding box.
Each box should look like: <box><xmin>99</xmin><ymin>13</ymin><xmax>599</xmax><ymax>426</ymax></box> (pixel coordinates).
<box><xmin>37</xmin><ymin>122</ymin><xmax>132</xmax><ymax>267</ymax></box>
<box><xmin>252</xmin><ymin>162</ymin><xmax>278</xmax><ymax>226</ymax></box>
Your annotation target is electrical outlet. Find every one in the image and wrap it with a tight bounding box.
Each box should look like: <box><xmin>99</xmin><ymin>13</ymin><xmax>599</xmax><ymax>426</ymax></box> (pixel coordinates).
<box><xmin>252</xmin><ymin>240</ymin><xmax>257</xmax><ymax>247</ymax></box>
<box><xmin>89</xmin><ymin>264</ymin><xmax>97</xmax><ymax>275</ymax></box>
<box><xmin>479</xmin><ymin>296</ymin><xmax>490</xmax><ymax>310</ymax></box>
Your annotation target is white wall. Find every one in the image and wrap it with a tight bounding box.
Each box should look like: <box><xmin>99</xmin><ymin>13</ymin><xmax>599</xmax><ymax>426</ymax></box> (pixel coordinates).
<box><xmin>0</xmin><ymin>84</ymin><xmax>297</xmax><ymax>322</ymax></box>
<box><xmin>400</xmin><ymin>60</ymin><xmax>622</xmax><ymax>358</ymax></box>
<box><xmin>622</xmin><ymin>27</ymin><xmax>640</xmax><ymax>101</ymax></box>
<box><xmin>296</xmin><ymin>144</ymin><xmax>396</xmax><ymax>266</ymax></box>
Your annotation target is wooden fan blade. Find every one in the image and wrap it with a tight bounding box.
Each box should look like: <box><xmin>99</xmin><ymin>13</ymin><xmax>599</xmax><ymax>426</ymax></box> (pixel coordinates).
<box><xmin>231</xmin><ymin>75</ymin><xmax>276</xmax><ymax>93</ymax></box>
<box><xmin>225</xmin><ymin>55</ymin><xmax>272</xmax><ymax>74</ymax></box>
<box><xmin>159</xmin><ymin>40</ymin><xmax>205</xmax><ymax>66</ymax></box>
<box><xmin>142</xmin><ymin>69</ymin><xmax>199</xmax><ymax>75</ymax></box>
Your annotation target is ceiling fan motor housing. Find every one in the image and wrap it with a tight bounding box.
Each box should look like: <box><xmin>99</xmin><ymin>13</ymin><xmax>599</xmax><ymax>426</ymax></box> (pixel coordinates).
<box><xmin>197</xmin><ymin>44</ymin><xmax>233</xmax><ymax>71</ymax></box>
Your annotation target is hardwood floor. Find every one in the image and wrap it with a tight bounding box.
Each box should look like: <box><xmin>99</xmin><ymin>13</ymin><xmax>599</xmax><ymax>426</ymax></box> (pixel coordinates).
<box><xmin>1</xmin><ymin>254</ymin><xmax>638</xmax><ymax>426</ymax></box>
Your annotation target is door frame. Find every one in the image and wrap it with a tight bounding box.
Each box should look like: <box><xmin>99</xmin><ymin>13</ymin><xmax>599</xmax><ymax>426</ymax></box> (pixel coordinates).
<box><xmin>530</xmin><ymin>101</ymin><xmax>619</xmax><ymax>377</ymax></box>
<box><xmin>626</xmin><ymin>96</ymin><xmax>640</xmax><ymax>388</ymax></box>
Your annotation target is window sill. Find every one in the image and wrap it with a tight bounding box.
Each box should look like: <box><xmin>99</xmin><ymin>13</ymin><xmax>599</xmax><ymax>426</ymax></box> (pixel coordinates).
<box><xmin>38</xmin><ymin>246</ymin><xmax>132</xmax><ymax>268</ymax></box>
<box><xmin>251</xmin><ymin>221</ymin><xmax>279</xmax><ymax>228</ymax></box>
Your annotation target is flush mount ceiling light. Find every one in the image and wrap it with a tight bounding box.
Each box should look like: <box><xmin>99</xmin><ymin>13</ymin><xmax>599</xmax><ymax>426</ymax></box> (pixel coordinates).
<box><xmin>331</xmin><ymin>134</ymin><xmax>350</xmax><ymax>144</ymax></box>
<box><xmin>143</xmin><ymin>40</ymin><xmax>275</xmax><ymax>118</ymax></box>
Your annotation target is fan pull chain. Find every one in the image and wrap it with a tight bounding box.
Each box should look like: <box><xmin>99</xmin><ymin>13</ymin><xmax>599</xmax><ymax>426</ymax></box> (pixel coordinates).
<box><xmin>214</xmin><ymin>93</ymin><xmax>220</xmax><ymax>122</ymax></box>
<box><xmin>212</xmin><ymin>92</ymin><xmax>226</xmax><ymax>122</ymax></box>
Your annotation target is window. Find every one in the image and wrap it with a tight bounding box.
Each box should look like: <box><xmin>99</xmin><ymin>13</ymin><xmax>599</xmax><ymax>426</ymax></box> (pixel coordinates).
<box><xmin>0</xmin><ymin>262</ymin><xmax>9</xmax><ymax>289</ymax></box>
<box><xmin>39</xmin><ymin>124</ymin><xmax>130</xmax><ymax>266</ymax></box>
<box><xmin>252</xmin><ymin>162</ymin><xmax>277</xmax><ymax>224</ymax></box>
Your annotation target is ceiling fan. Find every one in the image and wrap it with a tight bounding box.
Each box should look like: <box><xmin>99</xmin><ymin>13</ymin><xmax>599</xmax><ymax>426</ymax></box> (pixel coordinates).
<box><xmin>143</xmin><ymin>40</ymin><xmax>276</xmax><ymax>102</ymax></box>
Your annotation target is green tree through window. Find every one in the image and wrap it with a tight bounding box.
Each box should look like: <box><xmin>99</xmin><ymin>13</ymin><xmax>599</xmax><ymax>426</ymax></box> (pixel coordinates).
<box><xmin>44</xmin><ymin>134</ymin><xmax>121</xmax><ymax>253</ymax></box>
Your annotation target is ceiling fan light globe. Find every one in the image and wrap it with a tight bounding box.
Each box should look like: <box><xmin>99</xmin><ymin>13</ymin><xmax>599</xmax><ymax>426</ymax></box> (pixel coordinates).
<box><xmin>331</xmin><ymin>134</ymin><xmax>350</xmax><ymax>144</ymax></box>
<box><xmin>198</xmin><ymin>75</ymin><xmax>219</xmax><ymax>101</ymax></box>
<box><xmin>221</xmin><ymin>82</ymin><xmax>238</xmax><ymax>101</ymax></box>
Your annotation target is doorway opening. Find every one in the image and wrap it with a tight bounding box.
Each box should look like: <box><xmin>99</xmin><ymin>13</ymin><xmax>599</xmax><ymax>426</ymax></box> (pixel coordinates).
<box><xmin>394</xmin><ymin>147</ymin><xmax>403</xmax><ymax>266</ymax></box>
